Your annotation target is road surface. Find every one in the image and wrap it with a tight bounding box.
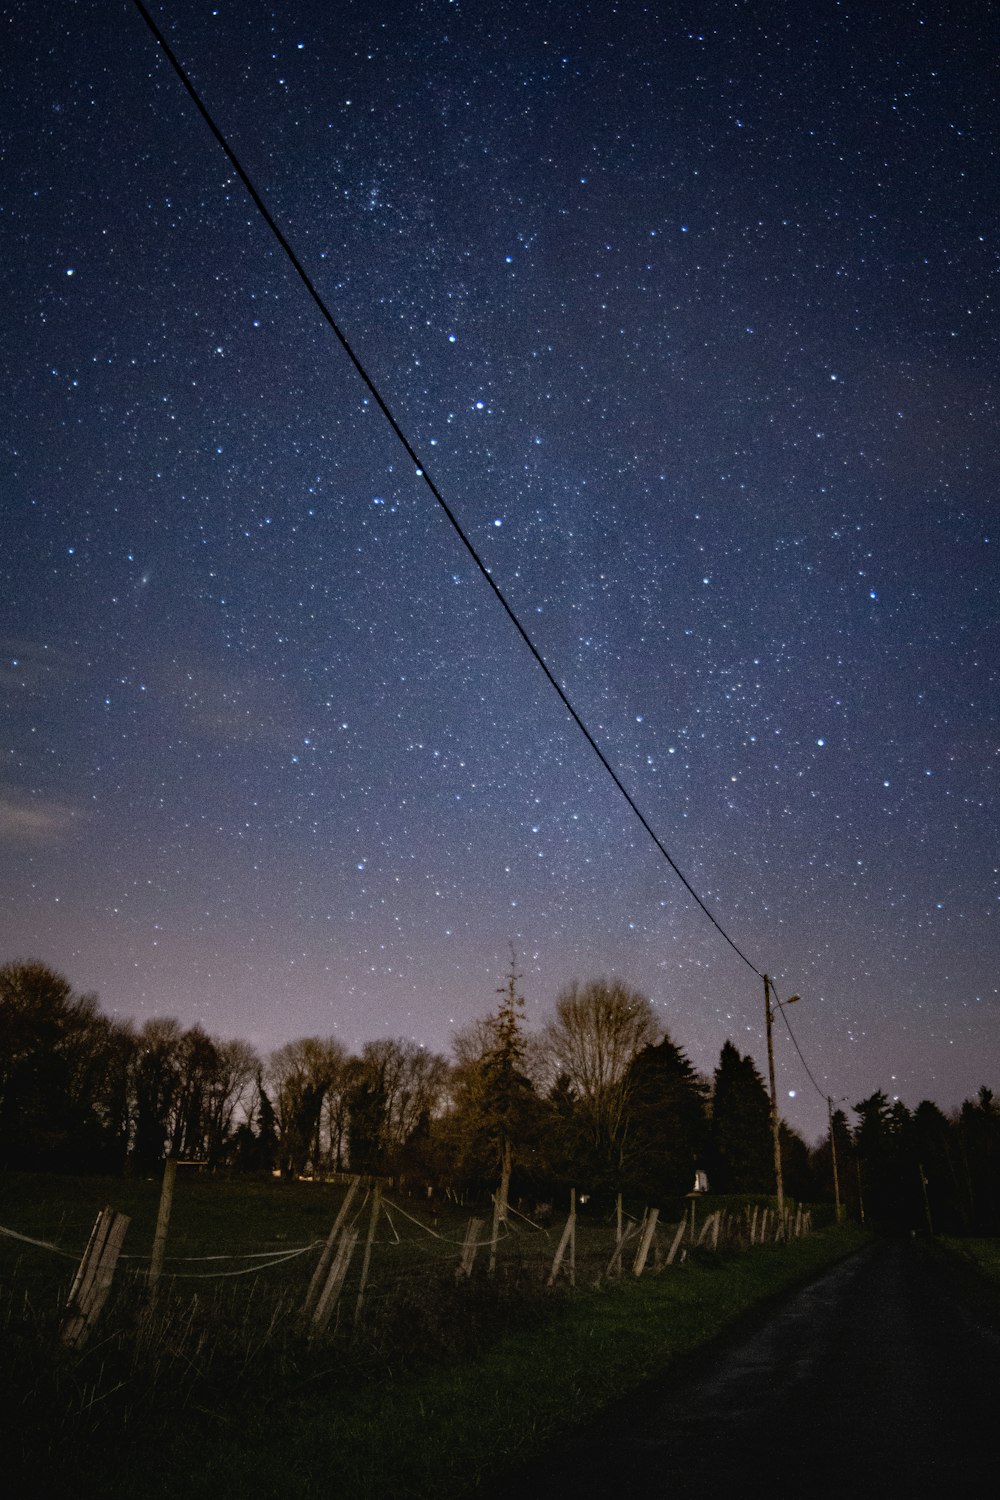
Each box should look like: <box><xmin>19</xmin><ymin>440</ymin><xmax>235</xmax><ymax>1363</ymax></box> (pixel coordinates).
<box><xmin>486</xmin><ymin>1239</ymin><xmax>999</xmax><ymax>1496</ymax></box>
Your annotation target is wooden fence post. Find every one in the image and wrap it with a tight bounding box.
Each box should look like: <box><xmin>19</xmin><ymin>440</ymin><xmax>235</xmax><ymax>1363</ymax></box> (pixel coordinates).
<box><xmin>547</xmin><ymin>1190</ymin><xmax>577</xmax><ymax>1287</ymax></box>
<box><xmin>665</xmin><ymin>1217</ymin><xmax>686</xmax><ymax>1265</ymax></box>
<box><xmin>311</xmin><ymin>1230</ymin><xmax>358</xmax><ymax>1334</ymax></box>
<box><xmin>302</xmin><ymin>1176</ymin><xmax>360</xmax><ymax>1316</ymax></box>
<box><xmin>697</xmin><ymin>1210</ymin><xmax>719</xmax><ymax>1248</ymax></box>
<box><xmin>489</xmin><ymin>1137</ymin><xmax>512</xmax><ymax>1277</ymax></box>
<box><xmin>605</xmin><ymin>1221</ymin><xmax>638</xmax><ymax>1279</ymax></box>
<box><xmin>749</xmin><ymin>1204</ymin><xmax>759</xmax><ymax>1245</ymax></box>
<box><xmin>62</xmin><ymin>1206</ymin><xmax>130</xmax><ymax>1349</ymax></box>
<box><xmin>148</xmin><ymin>1157</ymin><xmax>176</xmax><ymax>1295</ymax></box>
<box><xmin>568</xmin><ymin>1187</ymin><xmax>576</xmax><ymax>1286</ymax></box>
<box><xmin>354</xmin><ymin>1184</ymin><xmax>382</xmax><ymax>1324</ymax></box>
<box><xmin>632</xmin><ymin>1207</ymin><xmax>659</xmax><ymax>1277</ymax></box>
<box><xmin>456</xmin><ymin>1217</ymin><xmax>484</xmax><ymax>1279</ymax></box>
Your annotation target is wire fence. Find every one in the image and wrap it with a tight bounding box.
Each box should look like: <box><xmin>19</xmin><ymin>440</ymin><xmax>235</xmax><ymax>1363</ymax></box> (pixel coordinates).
<box><xmin>1</xmin><ymin>1176</ymin><xmax>816</xmax><ymax>1351</ymax></box>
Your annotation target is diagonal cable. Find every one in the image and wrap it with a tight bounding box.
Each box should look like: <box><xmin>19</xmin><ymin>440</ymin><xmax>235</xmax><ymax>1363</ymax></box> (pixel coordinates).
<box><xmin>772</xmin><ymin>984</ymin><xmax>828</xmax><ymax>1102</ymax></box>
<box><xmin>129</xmin><ymin>0</ymin><xmax>761</xmax><ymax>976</ymax></box>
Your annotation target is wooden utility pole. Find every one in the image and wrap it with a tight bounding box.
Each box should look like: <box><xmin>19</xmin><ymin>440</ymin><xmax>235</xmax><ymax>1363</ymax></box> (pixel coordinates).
<box><xmin>827</xmin><ymin>1096</ymin><xmax>843</xmax><ymax>1223</ymax></box>
<box><xmin>764</xmin><ymin>977</ymin><xmax>801</xmax><ymax>1233</ymax></box>
<box><xmin>764</xmin><ymin>974</ymin><xmax>786</xmax><ymax>1225</ymax></box>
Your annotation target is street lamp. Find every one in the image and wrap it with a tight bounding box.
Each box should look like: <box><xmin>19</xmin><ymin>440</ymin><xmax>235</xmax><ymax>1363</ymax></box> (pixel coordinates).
<box><xmin>763</xmin><ymin>976</ymin><xmax>799</xmax><ymax>1226</ymax></box>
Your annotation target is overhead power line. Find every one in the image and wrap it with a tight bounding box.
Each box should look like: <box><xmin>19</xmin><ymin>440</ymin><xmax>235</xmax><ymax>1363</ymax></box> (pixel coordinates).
<box><xmin>773</xmin><ymin>984</ymin><xmax>828</xmax><ymax>1103</ymax></box>
<box><xmin>129</xmin><ymin>0</ymin><xmax>761</xmax><ymax>977</ymax></box>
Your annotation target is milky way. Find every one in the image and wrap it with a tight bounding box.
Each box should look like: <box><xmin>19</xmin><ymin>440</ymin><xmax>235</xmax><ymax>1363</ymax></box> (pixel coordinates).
<box><xmin>3</xmin><ymin>0</ymin><xmax>997</xmax><ymax>1138</ymax></box>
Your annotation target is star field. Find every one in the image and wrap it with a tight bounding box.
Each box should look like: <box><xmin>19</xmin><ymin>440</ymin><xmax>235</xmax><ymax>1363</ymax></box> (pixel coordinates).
<box><xmin>2</xmin><ymin>0</ymin><xmax>998</xmax><ymax>1139</ymax></box>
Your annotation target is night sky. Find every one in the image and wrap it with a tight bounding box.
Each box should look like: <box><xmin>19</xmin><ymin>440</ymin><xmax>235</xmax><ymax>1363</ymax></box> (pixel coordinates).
<box><xmin>3</xmin><ymin>0</ymin><xmax>997</xmax><ymax>1141</ymax></box>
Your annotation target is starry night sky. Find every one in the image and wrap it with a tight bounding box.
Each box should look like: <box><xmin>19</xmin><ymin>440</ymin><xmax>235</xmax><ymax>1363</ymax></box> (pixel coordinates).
<box><xmin>3</xmin><ymin>0</ymin><xmax>997</xmax><ymax>1140</ymax></box>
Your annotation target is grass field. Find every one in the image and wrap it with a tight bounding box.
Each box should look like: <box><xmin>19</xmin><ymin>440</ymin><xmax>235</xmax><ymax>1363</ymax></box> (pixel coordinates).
<box><xmin>942</xmin><ymin>1236</ymin><xmax>1000</xmax><ymax>1283</ymax></box>
<box><xmin>0</xmin><ymin>1171</ymin><xmax>867</xmax><ymax>1498</ymax></box>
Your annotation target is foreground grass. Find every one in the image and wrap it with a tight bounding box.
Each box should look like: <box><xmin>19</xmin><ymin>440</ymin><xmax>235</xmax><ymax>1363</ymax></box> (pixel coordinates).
<box><xmin>941</xmin><ymin>1236</ymin><xmax>1000</xmax><ymax>1284</ymax></box>
<box><xmin>143</xmin><ymin>1225</ymin><xmax>868</xmax><ymax>1500</ymax></box>
<box><xmin>1</xmin><ymin>1175</ymin><xmax>865</xmax><ymax>1499</ymax></box>
<box><xmin>938</xmin><ymin>1235</ymin><xmax>1000</xmax><ymax>1329</ymax></box>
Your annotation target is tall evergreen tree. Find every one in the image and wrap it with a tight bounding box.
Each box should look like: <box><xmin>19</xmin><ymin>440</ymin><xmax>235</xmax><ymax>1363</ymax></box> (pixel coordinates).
<box><xmin>623</xmin><ymin>1035</ymin><xmax>709</xmax><ymax>1203</ymax></box>
<box><xmin>444</xmin><ymin>953</ymin><xmax>542</xmax><ymax>1198</ymax></box>
<box><xmin>710</xmin><ymin>1040</ymin><xmax>772</xmax><ymax>1193</ymax></box>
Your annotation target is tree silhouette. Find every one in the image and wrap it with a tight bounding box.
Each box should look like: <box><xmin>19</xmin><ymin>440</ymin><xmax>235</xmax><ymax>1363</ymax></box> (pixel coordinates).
<box><xmin>622</xmin><ymin>1034</ymin><xmax>709</xmax><ymax>1202</ymax></box>
<box><xmin>710</xmin><ymin>1041</ymin><xmax>772</xmax><ymax>1193</ymax></box>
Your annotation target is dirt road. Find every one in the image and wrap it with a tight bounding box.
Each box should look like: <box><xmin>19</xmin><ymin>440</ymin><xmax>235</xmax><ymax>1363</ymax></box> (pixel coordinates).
<box><xmin>487</xmin><ymin>1239</ymin><xmax>998</xmax><ymax>1496</ymax></box>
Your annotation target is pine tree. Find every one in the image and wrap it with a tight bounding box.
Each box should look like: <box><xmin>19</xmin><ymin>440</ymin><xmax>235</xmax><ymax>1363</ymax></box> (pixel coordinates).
<box><xmin>710</xmin><ymin>1040</ymin><xmax>772</xmax><ymax>1192</ymax></box>
<box><xmin>623</xmin><ymin>1035</ymin><xmax>709</xmax><ymax>1201</ymax></box>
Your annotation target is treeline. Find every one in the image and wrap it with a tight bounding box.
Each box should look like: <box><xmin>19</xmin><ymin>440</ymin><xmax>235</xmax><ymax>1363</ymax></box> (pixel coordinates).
<box><xmin>1</xmin><ymin>959</ymin><xmax>996</xmax><ymax>1232</ymax></box>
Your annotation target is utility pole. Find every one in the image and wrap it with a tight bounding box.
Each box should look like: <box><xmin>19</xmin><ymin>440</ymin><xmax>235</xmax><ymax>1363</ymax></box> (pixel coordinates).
<box><xmin>763</xmin><ymin>975</ymin><xmax>785</xmax><ymax>1225</ymax></box>
<box><xmin>827</xmin><ymin>1095</ymin><xmax>843</xmax><ymax>1223</ymax></box>
<box><xmin>764</xmin><ymin>977</ymin><xmax>800</xmax><ymax>1232</ymax></box>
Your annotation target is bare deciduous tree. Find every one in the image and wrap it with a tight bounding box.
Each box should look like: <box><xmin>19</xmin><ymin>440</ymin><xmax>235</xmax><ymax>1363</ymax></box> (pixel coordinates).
<box><xmin>269</xmin><ymin>1037</ymin><xmax>349</xmax><ymax>1179</ymax></box>
<box><xmin>544</xmin><ymin>978</ymin><xmax>660</xmax><ymax>1180</ymax></box>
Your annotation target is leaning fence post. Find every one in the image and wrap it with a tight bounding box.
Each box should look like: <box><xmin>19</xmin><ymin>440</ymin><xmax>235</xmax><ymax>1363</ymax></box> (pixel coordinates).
<box><xmin>605</xmin><ymin>1219</ymin><xmax>638</xmax><ymax>1279</ymax></box>
<box><xmin>697</xmin><ymin>1210</ymin><xmax>719</xmax><ymax>1248</ymax></box>
<box><xmin>749</xmin><ymin>1204</ymin><xmax>759</xmax><ymax>1246</ymax></box>
<box><xmin>456</xmin><ymin>1217</ymin><xmax>484</xmax><ymax>1279</ymax></box>
<box><xmin>62</xmin><ymin>1206</ymin><xmax>130</xmax><ymax>1349</ymax></box>
<box><xmin>148</xmin><ymin>1157</ymin><xmax>176</xmax><ymax>1295</ymax></box>
<box><xmin>354</xmin><ymin>1183</ymin><xmax>382</xmax><ymax>1324</ymax></box>
<box><xmin>665</xmin><ymin>1217</ymin><xmax>686</xmax><ymax>1265</ymax></box>
<box><xmin>632</xmin><ymin>1207</ymin><xmax>660</xmax><ymax>1276</ymax></box>
<box><xmin>303</xmin><ymin>1176</ymin><xmax>360</xmax><ymax>1316</ymax></box>
<box><xmin>547</xmin><ymin>1190</ymin><xmax>577</xmax><ymax>1287</ymax></box>
<box><xmin>311</xmin><ymin>1230</ymin><xmax>358</xmax><ymax>1334</ymax></box>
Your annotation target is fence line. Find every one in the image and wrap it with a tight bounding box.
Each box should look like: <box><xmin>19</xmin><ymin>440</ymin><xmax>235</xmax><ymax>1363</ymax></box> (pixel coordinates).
<box><xmin>169</xmin><ymin>1242</ymin><xmax>324</xmax><ymax>1279</ymax></box>
<box><xmin>0</xmin><ymin>1222</ymin><xmax>84</xmax><ymax>1259</ymax></box>
<box><xmin>380</xmin><ymin>1193</ymin><xmax>515</xmax><ymax>1248</ymax></box>
<box><xmin>5</xmin><ymin>1184</ymin><xmax>821</xmax><ymax>1348</ymax></box>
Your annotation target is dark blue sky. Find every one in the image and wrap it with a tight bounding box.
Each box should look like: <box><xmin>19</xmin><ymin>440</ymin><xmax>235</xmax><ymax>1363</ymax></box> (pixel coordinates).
<box><xmin>3</xmin><ymin>0</ymin><xmax>997</xmax><ymax>1139</ymax></box>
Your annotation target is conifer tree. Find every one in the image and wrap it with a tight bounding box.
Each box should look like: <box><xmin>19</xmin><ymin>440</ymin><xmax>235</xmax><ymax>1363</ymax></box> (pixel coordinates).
<box><xmin>710</xmin><ymin>1040</ymin><xmax>772</xmax><ymax>1192</ymax></box>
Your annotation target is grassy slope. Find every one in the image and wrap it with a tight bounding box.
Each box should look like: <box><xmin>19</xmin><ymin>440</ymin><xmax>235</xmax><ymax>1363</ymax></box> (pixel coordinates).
<box><xmin>941</xmin><ymin>1236</ymin><xmax>1000</xmax><ymax>1282</ymax></box>
<box><xmin>1</xmin><ymin>1175</ymin><xmax>867</xmax><ymax>1499</ymax></box>
<box><xmin>170</xmin><ymin>1226</ymin><xmax>870</xmax><ymax>1500</ymax></box>
<box><xmin>937</xmin><ymin>1235</ymin><xmax>1000</xmax><ymax>1329</ymax></box>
